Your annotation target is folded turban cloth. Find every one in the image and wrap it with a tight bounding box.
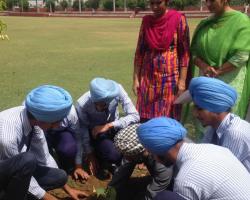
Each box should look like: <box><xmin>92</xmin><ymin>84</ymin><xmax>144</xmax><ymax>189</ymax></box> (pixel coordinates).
<box><xmin>114</xmin><ymin>124</ymin><xmax>145</xmax><ymax>157</ymax></box>
<box><xmin>90</xmin><ymin>78</ymin><xmax>120</xmax><ymax>103</ymax></box>
<box><xmin>137</xmin><ymin>117</ymin><xmax>187</xmax><ymax>155</ymax></box>
<box><xmin>25</xmin><ymin>85</ymin><xmax>72</xmax><ymax>123</ymax></box>
<box><xmin>189</xmin><ymin>77</ymin><xmax>237</xmax><ymax>113</ymax></box>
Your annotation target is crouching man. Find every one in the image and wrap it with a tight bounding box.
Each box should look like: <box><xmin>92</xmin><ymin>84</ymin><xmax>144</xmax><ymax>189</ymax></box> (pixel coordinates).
<box><xmin>109</xmin><ymin>124</ymin><xmax>173</xmax><ymax>200</ymax></box>
<box><xmin>74</xmin><ymin>77</ymin><xmax>139</xmax><ymax>178</ymax></box>
<box><xmin>137</xmin><ymin>117</ymin><xmax>250</xmax><ymax>200</ymax></box>
<box><xmin>0</xmin><ymin>85</ymin><xmax>88</xmax><ymax>200</ymax></box>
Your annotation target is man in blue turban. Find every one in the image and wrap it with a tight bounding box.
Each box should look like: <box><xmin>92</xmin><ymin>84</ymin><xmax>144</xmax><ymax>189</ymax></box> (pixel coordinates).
<box><xmin>175</xmin><ymin>77</ymin><xmax>250</xmax><ymax>173</ymax></box>
<box><xmin>0</xmin><ymin>85</ymin><xmax>88</xmax><ymax>200</ymax></box>
<box><xmin>137</xmin><ymin>117</ymin><xmax>187</xmax><ymax>157</ymax></box>
<box><xmin>74</xmin><ymin>77</ymin><xmax>139</xmax><ymax>180</ymax></box>
<box><xmin>25</xmin><ymin>85</ymin><xmax>72</xmax><ymax>124</ymax></box>
<box><xmin>137</xmin><ymin>117</ymin><xmax>250</xmax><ymax>200</ymax></box>
<box><xmin>26</xmin><ymin>86</ymin><xmax>80</xmax><ymax>175</ymax></box>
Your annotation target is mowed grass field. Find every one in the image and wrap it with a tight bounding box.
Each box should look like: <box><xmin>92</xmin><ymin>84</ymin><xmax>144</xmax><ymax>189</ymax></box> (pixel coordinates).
<box><xmin>0</xmin><ymin>16</ymin><xmax>201</xmax><ymax>110</ymax></box>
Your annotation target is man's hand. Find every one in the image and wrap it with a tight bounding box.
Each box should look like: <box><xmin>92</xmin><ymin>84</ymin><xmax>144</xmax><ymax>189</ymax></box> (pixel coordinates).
<box><xmin>64</xmin><ymin>184</ymin><xmax>89</xmax><ymax>200</ymax></box>
<box><xmin>73</xmin><ymin>166</ymin><xmax>90</xmax><ymax>181</ymax></box>
<box><xmin>86</xmin><ymin>153</ymin><xmax>99</xmax><ymax>175</ymax></box>
<box><xmin>203</xmin><ymin>66</ymin><xmax>218</xmax><ymax>77</ymax></box>
<box><xmin>42</xmin><ymin>192</ymin><xmax>58</xmax><ymax>200</ymax></box>
<box><xmin>91</xmin><ymin>123</ymin><xmax>113</xmax><ymax>139</ymax></box>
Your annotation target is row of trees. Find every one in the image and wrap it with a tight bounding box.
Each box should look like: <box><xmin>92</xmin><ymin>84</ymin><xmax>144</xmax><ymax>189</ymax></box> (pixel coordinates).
<box><xmin>1</xmin><ymin>0</ymin><xmax>146</xmax><ymax>11</ymax></box>
<box><xmin>0</xmin><ymin>0</ymin><xmax>248</xmax><ymax>12</ymax></box>
<box><xmin>44</xmin><ymin>0</ymin><xmax>149</xmax><ymax>11</ymax></box>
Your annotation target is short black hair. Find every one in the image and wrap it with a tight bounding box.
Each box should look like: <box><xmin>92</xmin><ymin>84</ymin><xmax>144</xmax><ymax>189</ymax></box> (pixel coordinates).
<box><xmin>27</xmin><ymin>110</ymin><xmax>36</xmax><ymax>120</ymax></box>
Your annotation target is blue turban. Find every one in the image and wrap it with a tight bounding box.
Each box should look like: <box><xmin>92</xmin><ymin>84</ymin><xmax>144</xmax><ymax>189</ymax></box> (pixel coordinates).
<box><xmin>137</xmin><ymin>117</ymin><xmax>187</xmax><ymax>155</ymax></box>
<box><xmin>189</xmin><ymin>77</ymin><xmax>237</xmax><ymax>113</ymax></box>
<box><xmin>90</xmin><ymin>77</ymin><xmax>120</xmax><ymax>103</ymax></box>
<box><xmin>25</xmin><ymin>85</ymin><xmax>72</xmax><ymax>123</ymax></box>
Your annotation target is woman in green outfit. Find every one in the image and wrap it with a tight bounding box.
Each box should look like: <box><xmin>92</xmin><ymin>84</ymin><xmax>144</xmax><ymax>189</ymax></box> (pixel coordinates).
<box><xmin>191</xmin><ymin>0</ymin><xmax>250</xmax><ymax>118</ymax></box>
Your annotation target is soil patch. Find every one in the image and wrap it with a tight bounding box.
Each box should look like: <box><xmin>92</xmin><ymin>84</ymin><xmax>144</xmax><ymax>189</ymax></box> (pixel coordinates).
<box><xmin>49</xmin><ymin>168</ymin><xmax>150</xmax><ymax>200</ymax></box>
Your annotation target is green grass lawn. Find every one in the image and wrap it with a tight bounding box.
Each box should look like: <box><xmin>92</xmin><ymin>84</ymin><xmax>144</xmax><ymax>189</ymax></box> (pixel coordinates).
<box><xmin>0</xmin><ymin>16</ymin><xmax>200</xmax><ymax>110</ymax></box>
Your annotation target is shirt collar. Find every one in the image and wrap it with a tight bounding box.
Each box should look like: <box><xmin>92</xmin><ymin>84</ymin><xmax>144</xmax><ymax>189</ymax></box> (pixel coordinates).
<box><xmin>176</xmin><ymin>143</ymin><xmax>190</xmax><ymax>169</ymax></box>
<box><xmin>216</xmin><ymin>113</ymin><xmax>233</xmax><ymax>139</ymax></box>
<box><xmin>21</xmin><ymin>108</ymin><xmax>33</xmax><ymax>136</ymax></box>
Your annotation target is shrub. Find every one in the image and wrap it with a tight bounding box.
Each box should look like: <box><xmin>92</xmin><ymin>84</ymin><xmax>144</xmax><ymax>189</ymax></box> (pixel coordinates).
<box><xmin>72</xmin><ymin>0</ymin><xmax>84</xmax><ymax>10</ymax></box>
<box><xmin>127</xmin><ymin>0</ymin><xmax>146</xmax><ymax>10</ymax></box>
<box><xmin>6</xmin><ymin>0</ymin><xmax>18</xmax><ymax>10</ymax></box>
<box><xmin>0</xmin><ymin>0</ymin><xmax>6</xmax><ymax>10</ymax></box>
<box><xmin>136</xmin><ymin>0</ymin><xmax>145</xmax><ymax>9</ymax></box>
<box><xmin>102</xmin><ymin>0</ymin><xmax>112</xmax><ymax>10</ymax></box>
<box><xmin>116</xmin><ymin>0</ymin><xmax>123</xmax><ymax>8</ymax></box>
<box><xmin>168</xmin><ymin>0</ymin><xmax>199</xmax><ymax>10</ymax></box>
<box><xmin>127</xmin><ymin>0</ymin><xmax>136</xmax><ymax>9</ymax></box>
<box><xmin>45</xmin><ymin>0</ymin><xmax>56</xmax><ymax>12</ymax></box>
<box><xmin>85</xmin><ymin>0</ymin><xmax>99</xmax><ymax>9</ymax></box>
<box><xmin>230</xmin><ymin>0</ymin><xmax>246</xmax><ymax>5</ymax></box>
<box><xmin>60</xmin><ymin>0</ymin><xmax>68</xmax><ymax>10</ymax></box>
<box><xmin>22</xmin><ymin>0</ymin><xmax>29</xmax><ymax>11</ymax></box>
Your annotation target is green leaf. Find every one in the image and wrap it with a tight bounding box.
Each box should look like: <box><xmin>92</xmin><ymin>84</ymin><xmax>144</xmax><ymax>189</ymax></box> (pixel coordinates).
<box><xmin>105</xmin><ymin>186</ymin><xmax>116</xmax><ymax>200</ymax></box>
<box><xmin>96</xmin><ymin>187</ymin><xmax>106</xmax><ymax>197</ymax></box>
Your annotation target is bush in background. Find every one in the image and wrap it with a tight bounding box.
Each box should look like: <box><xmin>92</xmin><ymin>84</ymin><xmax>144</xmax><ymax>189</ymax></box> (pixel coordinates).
<box><xmin>60</xmin><ymin>0</ymin><xmax>68</xmax><ymax>11</ymax></box>
<box><xmin>85</xmin><ymin>0</ymin><xmax>100</xmax><ymax>9</ymax></box>
<box><xmin>45</xmin><ymin>0</ymin><xmax>56</xmax><ymax>12</ymax></box>
<box><xmin>0</xmin><ymin>0</ymin><xmax>6</xmax><ymax>10</ymax></box>
<box><xmin>127</xmin><ymin>0</ymin><xmax>136</xmax><ymax>9</ymax></box>
<box><xmin>21</xmin><ymin>0</ymin><xmax>29</xmax><ymax>11</ymax></box>
<box><xmin>127</xmin><ymin>0</ymin><xmax>146</xmax><ymax>10</ymax></box>
<box><xmin>169</xmin><ymin>0</ymin><xmax>199</xmax><ymax>10</ymax></box>
<box><xmin>230</xmin><ymin>0</ymin><xmax>246</xmax><ymax>5</ymax></box>
<box><xmin>6</xmin><ymin>0</ymin><xmax>18</xmax><ymax>10</ymax></box>
<box><xmin>136</xmin><ymin>0</ymin><xmax>145</xmax><ymax>9</ymax></box>
<box><xmin>102</xmin><ymin>0</ymin><xmax>112</xmax><ymax>10</ymax></box>
<box><xmin>72</xmin><ymin>0</ymin><xmax>84</xmax><ymax>11</ymax></box>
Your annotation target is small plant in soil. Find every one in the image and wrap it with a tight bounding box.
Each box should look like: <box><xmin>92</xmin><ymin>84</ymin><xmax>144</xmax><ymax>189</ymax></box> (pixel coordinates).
<box><xmin>91</xmin><ymin>186</ymin><xmax>116</xmax><ymax>200</ymax></box>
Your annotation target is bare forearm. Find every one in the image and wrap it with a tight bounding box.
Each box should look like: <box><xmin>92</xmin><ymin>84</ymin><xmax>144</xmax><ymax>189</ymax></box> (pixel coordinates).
<box><xmin>179</xmin><ymin>67</ymin><xmax>188</xmax><ymax>90</ymax></box>
<box><xmin>216</xmin><ymin>62</ymin><xmax>237</xmax><ymax>76</ymax></box>
<box><xmin>133</xmin><ymin>65</ymin><xmax>140</xmax><ymax>81</ymax></box>
<box><xmin>63</xmin><ymin>184</ymin><xmax>70</xmax><ymax>194</ymax></box>
<box><xmin>194</xmin><ymin>57</ymin><xmax>210</xmax><ymax>71</ymax></box>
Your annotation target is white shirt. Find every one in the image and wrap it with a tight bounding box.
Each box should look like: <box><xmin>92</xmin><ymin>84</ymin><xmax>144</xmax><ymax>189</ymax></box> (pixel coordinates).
<box><xmin>0</xmin><ymin>106</ymin><xmax>57</xmax><ymax>199</ymax></box>
<box><xmin>202</xmin><ymin>113</ymin><xmax>250</xmax><ymax>172</ymax></box>
<box><xmin>174</xmin><ymin>143</ymin><xmax>250</xmax><ymax>200</ymax></box>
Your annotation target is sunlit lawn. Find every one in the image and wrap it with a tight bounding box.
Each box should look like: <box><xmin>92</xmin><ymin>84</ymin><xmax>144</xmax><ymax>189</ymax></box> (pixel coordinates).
<box><xmin>0</xmin><ymin>16</ymin><xmax>200</xmax><ymax>111</ymax></box>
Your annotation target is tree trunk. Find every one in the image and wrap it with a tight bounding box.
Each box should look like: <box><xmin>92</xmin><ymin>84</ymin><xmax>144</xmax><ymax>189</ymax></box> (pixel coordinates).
<box><xmin>113</xmin><ymin>0</ymin><xmax>115</xmax><ymax>12</ymax></box>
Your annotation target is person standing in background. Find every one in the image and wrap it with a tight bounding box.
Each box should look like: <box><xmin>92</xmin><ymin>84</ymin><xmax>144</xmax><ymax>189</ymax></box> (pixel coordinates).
<box><xmin>191</xmin><ymin>0</ymin><xmax>250</xmax><ymax>119</ymax></box>
<box><xmin>133</xmin><ymin>0</ymin><xmax>190</xmax><ymax>122</ymax></box>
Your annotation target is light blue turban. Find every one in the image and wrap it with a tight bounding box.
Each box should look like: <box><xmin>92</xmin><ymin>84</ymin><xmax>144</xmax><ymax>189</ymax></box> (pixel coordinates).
<box><xmin>137</xmin><ymin>117</ymin><xmax>187</xmax><ymax>155</ymax></box>
<box><xmin>90</xmin><ymin>77</ymin><xmax>120</xmax><ymax>103</ymax></box>
<box><xmin>189</xmin><ymin>77</ymin><xmax>237</xmax><ymax>113</ymax></box>
<box><xmin>25</xmin><ymin>85</ymin><xmax>72</xmax><ymax>123</ymax></box>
